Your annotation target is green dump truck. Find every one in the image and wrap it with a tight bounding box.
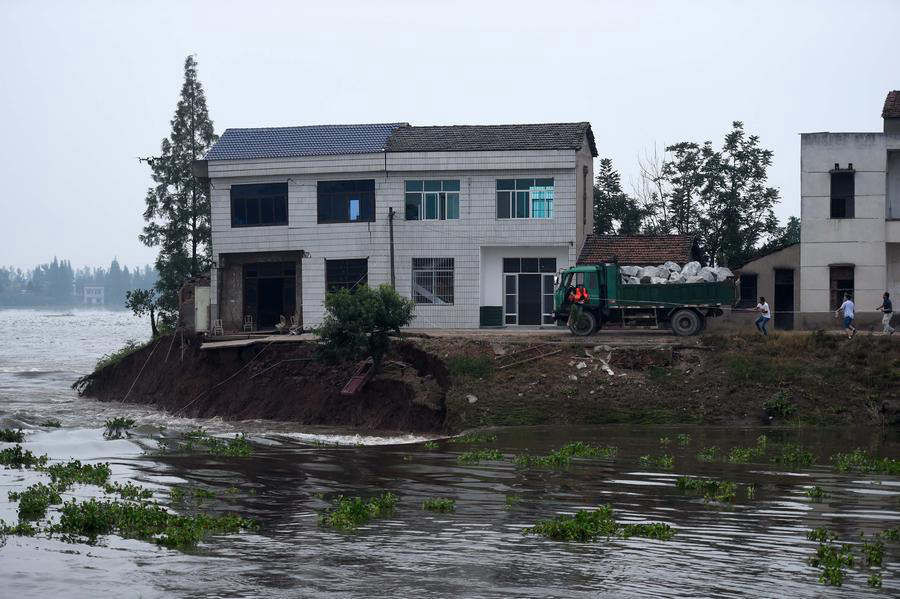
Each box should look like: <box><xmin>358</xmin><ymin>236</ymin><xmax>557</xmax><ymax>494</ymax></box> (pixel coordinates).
<box><xmin>553</xmin><ymin>263</ymin><xmax>735</xmax><ymax>336</ymax></box>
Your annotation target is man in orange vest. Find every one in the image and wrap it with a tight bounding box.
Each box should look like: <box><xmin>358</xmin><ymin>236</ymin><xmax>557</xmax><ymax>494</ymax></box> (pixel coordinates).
<box><xmin>566</xmin><ymin>285</ymin><xmax>590</xmax><ymax>327</ymax></box>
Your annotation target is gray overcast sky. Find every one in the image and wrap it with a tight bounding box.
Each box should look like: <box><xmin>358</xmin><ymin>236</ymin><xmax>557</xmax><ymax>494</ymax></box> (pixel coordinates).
<box><xmin>1</xmin><ymin>0</ymin><xmax>897</xmax><ymax>269</ymax></box>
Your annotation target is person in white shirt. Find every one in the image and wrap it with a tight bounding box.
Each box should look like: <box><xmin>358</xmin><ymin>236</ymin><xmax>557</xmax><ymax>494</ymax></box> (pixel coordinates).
<box><xmin>835</xmin><ymin>293</ymin><xmax>857</xmax><ymax>339</ymax></box>
<box><xmin>754</xmin><ymin>296</ymin><xmax>771</xmax><ymax>337</ymax></box>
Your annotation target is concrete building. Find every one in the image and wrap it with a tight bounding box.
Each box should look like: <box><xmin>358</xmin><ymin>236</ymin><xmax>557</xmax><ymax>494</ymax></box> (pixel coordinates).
<box><xmin>799</xmin><ymin>90</ymin><xmax>900</xmax><ymax>328</ymax></box>
<box><xmin>196</xmin><ymin>122</ymin><xmax>596</xmax><ymax>331</ymax></box>
<box><xmin>82</xmin><ymin>285</ymin><xmax>104</xmax><ymax>306</ymax></box>
<box><xmin>735</xmin><ymin>243</ymin><xmax>799</xmax><ymax>330</ymax></box>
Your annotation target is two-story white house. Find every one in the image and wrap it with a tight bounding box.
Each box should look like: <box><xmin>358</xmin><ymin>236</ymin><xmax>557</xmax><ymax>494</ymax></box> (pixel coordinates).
<box><xmin>799</xmin><ymin>91</ymin><xmax>900</xmax><ymax>327</ymax></box>
<box><xmin>195</xmin><ymin>122</ymin><xmax>596</xmax><ymax>331</ymax></box>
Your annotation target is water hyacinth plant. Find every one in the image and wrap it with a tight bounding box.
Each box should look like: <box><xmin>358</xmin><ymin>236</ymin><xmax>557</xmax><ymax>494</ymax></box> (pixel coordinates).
<box><xmin>40</xmin><ymin>419</ymin><xmax>61</xmax><ymax>428</ymax></box>
<box><xmin>638</xmin><ymin>454</ymin><xmax>674</xmax><ymax>470</ymax></box>
<box><xmin>180</xmin><ymin>429</ymin><xmax>254</xmax><ymax>457</ymax></box>
<box><xmin>804</xmin><ymin>486</ymin><xmax>827</xmax><ymax>499</ymax></box>
<box><xmin>0</xmin><ymin>428</ymin><xmax>25</xmax><ymax>443</ymax></box>
<box><xmin>675</xmin><ymin>477</ymin><xmax>738</xmax><ymax>503</ymax></box>
<box><xmin>772</xmin><ymin>444</ymin><xmax>815</xmax><ymax>468</ymax></box>
<box><xmin>514</xmin><ymin>442</ymin><xmax>617</xmax><ymax>469</ymax></box>
<box><xmin>450</xmin><ymin>433</ymin><xmax>497</xmax><ymax>445</ymax></box>
<box><xmin>45</xmin><ymin>460</ymin><xmax>112</xmax><ymax>487</ymax></box>
<box><xmin>318</xmin><ymin>493</ymin><xmax>398</xmax><ymax>530</ymax></box>
<box><xmin>457</xmin><ymin>449</ymin><xmax>504</xmax><ymax>464</ymax></box>
<box><xmin>696</xmin><ymin>447</ymin><xmax>720</xmax><ymax>462</ymax></box>
<box><xmin>422</xmin><ymin>441</ymin><xmax>439</xmax><ymax>450</ymax></box>
<box><xmin>8</xmin><ymin>483</ymin><xmax>63</xmax><ymax>520</ymax></box>
<box><xmin>422</xmin><ymin>498</ymin><xmax>456</xmax><ymax>513</ymax></box>
<box><xmin>676</xmin><ymin>434</ymin><xmax>692</xmax><ymax>447</ymax></box>
<box><xmin>831</xmin><ymin>449</ymin><xmax>900</xmax><ymax>475</ymax></box>
<box><xmin>523</xmin><ymin>505</ymin><xmax>675</xmax><ymax>543</ymax></box>
<box><xmin>0</xmin><ymin>445</ymin><xmax>49</xmax><ymax>469</ymax></box>
<box><xmin>103</xmin><ymin>417</ymin><xmax>136</xmax><ymax>440</ymax></box>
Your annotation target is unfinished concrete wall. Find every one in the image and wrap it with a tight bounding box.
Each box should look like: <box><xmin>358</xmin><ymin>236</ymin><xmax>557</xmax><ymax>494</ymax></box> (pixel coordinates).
<box><xmin>215</xmin><ymin>251</ymin><xmax>303</xmax><ymax>331</ymax></box>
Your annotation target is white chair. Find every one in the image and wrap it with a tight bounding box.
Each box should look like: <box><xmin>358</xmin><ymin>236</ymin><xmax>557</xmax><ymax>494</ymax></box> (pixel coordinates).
<box><xmin>212</xmin><ymin>319</ymin><xmax>224</xmax><ymax>336</ymax></box>
<box><xmin>242</xmin><ymin>315</ymin><xmax>254</xmax><ymax>332</ymax></box>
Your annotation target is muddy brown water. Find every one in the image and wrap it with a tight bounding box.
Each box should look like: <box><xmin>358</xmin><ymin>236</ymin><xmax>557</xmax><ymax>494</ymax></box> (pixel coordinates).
<box><xmin>1</xmin><ymin>310</ymin><xmax>898</xmax><ymax>598</ymax></box>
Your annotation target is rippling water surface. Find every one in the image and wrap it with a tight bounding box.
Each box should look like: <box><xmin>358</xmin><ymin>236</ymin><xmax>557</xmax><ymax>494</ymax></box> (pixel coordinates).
<box><xmin>1</xmin><ymin>309</ymin><xmax>898</xmax><ymax>598</ymax></box>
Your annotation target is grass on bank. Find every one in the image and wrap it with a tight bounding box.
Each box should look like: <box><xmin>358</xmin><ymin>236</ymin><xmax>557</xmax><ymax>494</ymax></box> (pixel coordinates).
<box><xmin>446</xmin><ymin>354</ymin><xmax>494</xmax><ymax>379</ymax></box>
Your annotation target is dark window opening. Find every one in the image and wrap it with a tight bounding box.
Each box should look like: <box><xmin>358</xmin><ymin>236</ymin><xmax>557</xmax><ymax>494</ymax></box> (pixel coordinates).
<box><xmin>829</xmin><ymin>265</ymin><xmax>854</xmax><ymax>310</ymax></box>
<box><xmin>830</xmin><ymin>170</ymin><xmax>855</xmax><ymax>219</ymax></box>
<box><xmin>496</xmin><ymin>178</ymin><xmax>554</xmax><ymax>219</ymax></box>
<box><xmin>317</xmin><ymin>180</ymin><xmax>376</xmax><ymax>223</ymax></box>
<box><xmin>739</xmin><ymin>274</ymin><xmax>758</xmax><ymax>308</ymax></box>
<box><xmin>325</xmin><ymin>259</ymin><xmax>368</xmax><ymax>292</ymax></box>
<box><xmin>231</xmin><ymin>183</ymin><xmax>288</xmax><ymax>227</ymax></box>
<box><xmin>412</xmin><ymin>258</ymin><xmax>454</xmax><ymax>305</ymax></box>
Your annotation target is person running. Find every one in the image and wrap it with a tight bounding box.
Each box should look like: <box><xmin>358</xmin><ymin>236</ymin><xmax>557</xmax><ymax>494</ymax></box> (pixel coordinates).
<box><xmin>876</xmin><ymin>291</ymin><xmax>895</xmax><ymax>336</ymax></box>
<box><xmin>835</xmin><ymin>292</ymin><xmax>857</xmax><ymax>339</ymax></box>
<box><xmin>754</xmin><ymin>296</ymin><xmax>771</xmax><ymax>336</ymax></box>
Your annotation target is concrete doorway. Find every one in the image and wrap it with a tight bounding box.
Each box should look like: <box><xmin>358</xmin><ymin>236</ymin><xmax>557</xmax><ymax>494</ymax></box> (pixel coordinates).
<box><xmin>243</xmin><ymin>262</ymin><xmax>296</xmax><ymax>329</ymax></box>
<box><xmin>774</xmin><ymin>269</ymin><xmax>794</xmax><ymax>330</ymax></box>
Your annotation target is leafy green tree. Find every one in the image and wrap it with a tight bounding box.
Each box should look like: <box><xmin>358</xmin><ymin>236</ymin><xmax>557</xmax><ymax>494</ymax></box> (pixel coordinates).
<box><xmin>316</xmin><ymin>285</ymin><xmax>415</xmax><ymax>369</ymax></box>
<box><xmin>593</xmin><ymin>158</ymin><xmax>644</xmax><ymax>235</ymax></box>
<box><xmin>139</xmin><ymin>55</ymin><xmax>217</xmax><ymax>323</ymax></box>
<box><xmin>756</xmin><ymin>216</ymin><xmax>800</xmax><ymax>256</ymax></box>
<box><xmin>125</xmin><ymin>288</ymin><xmax>160</xmax><ymax>337</ymax></box>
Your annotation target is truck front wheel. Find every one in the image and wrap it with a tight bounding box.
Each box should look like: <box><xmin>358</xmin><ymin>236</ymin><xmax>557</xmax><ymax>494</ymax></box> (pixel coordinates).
<box><xmin>670</xmin><ymin>309</ymin><xmax>701</xmax><ymax>336</ymax></box>
<box><xmin>569</xmin><ymin>310</ymin><xmax>596</xmax><ymax>336</ymax></box>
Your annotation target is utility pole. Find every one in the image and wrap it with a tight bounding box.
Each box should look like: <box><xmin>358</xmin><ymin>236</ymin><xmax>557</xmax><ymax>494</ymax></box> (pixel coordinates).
<box><xmin>388</xmin><ymin>207</ymin><xmax>396</xmax><ymax>288</ymax></box>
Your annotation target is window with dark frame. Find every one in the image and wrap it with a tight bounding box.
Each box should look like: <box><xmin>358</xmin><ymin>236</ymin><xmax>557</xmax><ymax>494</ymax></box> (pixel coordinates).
<box><xmin>405</xmin><ymin>180</ymin><xmax>460</xmax><ymax>220</ymax></box>
<box><xmin>496</xmin><ymin>178</ymin><xmax>554</xmax><ymax>219</ymax></box>
<box><xmin>317</xmin><ymin>180</ymin><xmax>376</xmax><ymax>223</ymax></box>
<box><xmin>325</xmin><ymin>259</ymin><xmax>368</xmax><ymax>293</ymax></box>
<box><xmin>412</xmin><ymin>258</ymin><xmax>454</xmax><ymax>305</ymax></box>
<box><xmin>739</xmin><ymin>274</ymin><xmax>758</xmax><ymax>308</ymax></box>
<box><xmin>830</xmin><ymin>169</ymin><xmax>855</xmax><ymax>219</ymax></box>
<box><xmin>231</xmin><ymin>183</ymin><xmax>288</xmax><ymax>227</ymax></box>
<box><xmin>829</xmin><ymin>265</ymin><xmax>854</xmax><ymax>311</ymax></box>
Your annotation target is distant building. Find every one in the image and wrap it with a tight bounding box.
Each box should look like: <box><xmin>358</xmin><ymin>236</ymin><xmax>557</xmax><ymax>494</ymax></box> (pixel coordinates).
<box><xmin>577</xmin><ymin>234</ymin><xmax>700</xmax><ymax>266</ymax></box>
<box><xmin>83</xmin><ymin>285</ymin><xmax>104</xmax><ymax>306</ymax></box>
<box><xmin>735</xmin><ymin>244</ymin><xmax>799</xmax><ymax>330</ymax></box>
<box><xmin>799</xmin><ymin>90</ymin><xmax>900</xmax><ymax>327</ymax></box>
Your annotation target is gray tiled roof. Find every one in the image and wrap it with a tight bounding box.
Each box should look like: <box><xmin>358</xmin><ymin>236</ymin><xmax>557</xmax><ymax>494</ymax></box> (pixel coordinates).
<box><xmin>205</xmin><ymin>123</ymin><xmax>408</xmax><ymax>160</ymax></box>
<box><xmin>883</xmin><ymin>91</ymin><xmax>900</xmax><ymax>119</ymax></box>
<box><xmin>386</xmin><ymin>122</ymin><xmax>597</xmax><ymax>156</ymax></box>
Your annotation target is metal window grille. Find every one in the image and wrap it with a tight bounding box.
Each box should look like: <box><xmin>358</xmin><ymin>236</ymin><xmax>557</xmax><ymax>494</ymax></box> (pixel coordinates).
<box><xmin>412</xmin><ymin>258</ymin><xmax>454</xmax><ymax>304</ymax></box>
<box><xmin>326</xmin><ymin>259</ymin><xmax>368</xmax><ymax>292</ymax></box>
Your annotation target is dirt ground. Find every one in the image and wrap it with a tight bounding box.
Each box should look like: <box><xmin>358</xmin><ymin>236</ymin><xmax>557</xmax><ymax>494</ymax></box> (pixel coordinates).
<box><xmin>78</xmin><ymin>330</ymin><xmax>900</xmax><ymax>433</ymax></box>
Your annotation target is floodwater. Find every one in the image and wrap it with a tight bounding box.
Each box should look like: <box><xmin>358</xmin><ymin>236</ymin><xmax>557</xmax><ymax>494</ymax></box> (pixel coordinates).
<box><xmin>1</xmin><ymin>309</ymin><xmax>898</xmax><ymax>598</ymax></box>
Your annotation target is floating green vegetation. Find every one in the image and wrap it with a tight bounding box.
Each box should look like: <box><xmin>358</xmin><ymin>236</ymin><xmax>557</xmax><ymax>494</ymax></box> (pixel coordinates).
<box><xmin>772</xmin><ymin>444</ymin><xmax>815</xmax><ymax>468</ymax></box>
<box><xmin>659</xmin><ymin>436</ymin><xmax>671</xmax><ymax>447</ymax></box>
<box><xmin>746</xmin><ymin>484</ymin><xmax>756</xmax><ymax>499</ymax></box>
<box><xmin>0</xmin><ymin>428</ymin><xmax>25</xmax><ymax>443</ymax></box>
<box><xmin>446</xmin><ymin>354</ymin><xmax>494</xmax><ymax>378</ymax></box>
<box><xmin>423</xmin><ymin>441</ymin><xmax>439</xmax><ymax>450</ymax></box>
<box><xmin>861</xmin><ymin>536</ymin><xmax>885</xmax><ymax>566</ymax></box>
<box><xmin>103</xmin><ymin>417</ymin><xmax>136</xmax><ymax>440</ymax></box>
<box><xmin>523</xmin><ymin>505</ymin><xmax>675</xmax><ymax>543</ymax></box>
<box><xmin>505</xmin><ymin>494</ymin><xmax>521</xmax><ymax>507</ymax></box>
<box><xmin>514</xmin><ymin>442</ymin><xmax>617</xmax><ymax>469</ymax></box>
<box><xmin>0</xmin><ymin>520</ymin><xmax>38</xmax><ymax>537</ymax></box>
<box><xmin>450</xmin><ymin>432</ymin><xmax>498</xmax><ymax>445</ymax></box>
<box><xmin>317</xmin><ymin>493</ymin><xmax>398</xmax><ymax>530</ymax></box>
<box><xmin>46</xmin><ymin>498</ymin><xmax>255</xmax><ymax>549</ymax></box>
<box><xmin>831</xmin><ymin>449</ymin><xmax>900</xmax><ymax>475</ymax></box>
<box><xmin>724</xmin><ymin>435</ymin><xmax>769</xmax><ymax>464</ymax></box>
<box><xmin>193</xmin><ymin>488</ymin><xmax>215</xmax><ymax>501</ymax></box>
<box><xmin>883</xmin><ymin>526</ymin><xmax>900</xmax><ymax>542</ymax></box>
<box><xmin>457</xmin><ymin>449</ymin><xmax>504</xmax><ymax>464</ymax></box>
<box><xmin>422</xmin><ymin>498</ymin><xmax>455</xmax><ymax>513</ymax></box>
<box><xmin>40</xmin><ymin>419</ymin><xmax>61</xmax><ymax>428</ymax></box>
<box><xmin>807</xmin><ymin>527</ymin><xmax>837</xmax><ymax>543</ymax></box>
<box><xmin>225</xmin><ymin>487</ymin><xmax>240</xmax><ymax>495</ymax></box>
<box><xmin>868</xmin><ymin>573</ymin><xmax>882</xmax><ymax>588</ymax></box>
<box><xmin>675</xmin><ymin>477</ymin><xmax>738</xmax><ymax>503</ymax></box>
<box><xmin>103</xmin><ymin>481</ymin><xmax>153</xmax><ymax>501</ymax></box>
<box><xmin>809</xmin><ymin>542</ymin><xmax>854</xmax><ymax>586</ymax></box>
<box><xmin>638</xmin><ymin>454</ymin><xmax>674</xmax><ymax>470</ymax></box>
<box><xmin>763</xmin><ymin>389</ymin><xmax>796</xmax><ymax>419</ymax></box>
<box><xmin>169</xmin><ymin>487</ymin><xmax>186</xmax><ymax>502</ymax></box>
<box><xmin>696</xmin><ymin>446</ymin><xmax>719</xmax><ymax>462</ymax></box>
<box><xmin>0</xmin><ymin>445</ymin><xmax>48</xmax><ymax>469</ymax></box>
<box><xmin>676</xmin><ymin>434</ymin><xmax>691</xmax><ymax>447</ymax></box>
<box><xmin>8</xmin><ymin>483</ymin><xmax>62</xmax><ymax>520</ymax></box>
<box><xmin>44</xmin><ymin>460</ymin><xmax>112</xmax><ymax>487</ymax></box>
<box><xmin>805</xmin><ymin>486</ymin><xmax>827</xmax><ymax>499</ymax></box>
<box><xmin>181</xmin><ymin>429</ymin><xmax>254</xmax><ymax>457</ymax></box>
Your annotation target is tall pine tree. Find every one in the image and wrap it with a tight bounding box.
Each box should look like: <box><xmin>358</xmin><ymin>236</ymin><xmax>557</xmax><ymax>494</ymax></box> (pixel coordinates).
<box><xmin>593</xmin><ymin>158</ymin><xmax>644</xmax><ymax>235</ymax></box>
<box><xmin>139</xmin><ymin>55</ymin><xmax>217</xmax><ymax>325</ymax></box>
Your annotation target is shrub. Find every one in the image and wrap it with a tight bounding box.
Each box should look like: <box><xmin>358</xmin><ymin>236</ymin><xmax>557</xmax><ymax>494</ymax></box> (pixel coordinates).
<box><xmin>316</xmin><ymin>285</ymin><xmax>415</xmax><ymax>368</ymax></box>
<box><xmin>763</xmin><ymin>390</ymin><xmax>796</xmax><ymax>419</ymax></box>
<box><xmin>446</xmin><ymin>355</ymin><xmax>494</xmax><ymax>379</ymax></box>
<box><xmin>0</xmin><ymin>429</ymin><xmax>25</xmax><ymax>443</ymax></box>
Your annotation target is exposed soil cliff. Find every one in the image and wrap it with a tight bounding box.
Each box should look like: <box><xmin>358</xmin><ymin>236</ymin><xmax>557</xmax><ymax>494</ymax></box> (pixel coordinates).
<box><xmin>77</xmin><ymin>331</ymin><xmax>899</xmax><ymax>432</ymax></box>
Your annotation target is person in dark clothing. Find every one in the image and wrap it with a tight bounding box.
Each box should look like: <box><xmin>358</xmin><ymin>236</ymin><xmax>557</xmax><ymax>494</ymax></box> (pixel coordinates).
<box><xmin>876</xmin><ymin>291</ymin><xmax>895</xmax><ymax>335</ymax></box>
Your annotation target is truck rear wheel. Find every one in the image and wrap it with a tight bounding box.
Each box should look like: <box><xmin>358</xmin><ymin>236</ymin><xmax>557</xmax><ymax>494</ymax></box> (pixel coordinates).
<box><xmin>671</xmin><ymin>309</ymin><xmax>701</xmax><ymax>336</ymax></box>
<box><xmin>569</xmin><ymin>310</ymin><xmax>596</xmax><ymax>336</ymax></box>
